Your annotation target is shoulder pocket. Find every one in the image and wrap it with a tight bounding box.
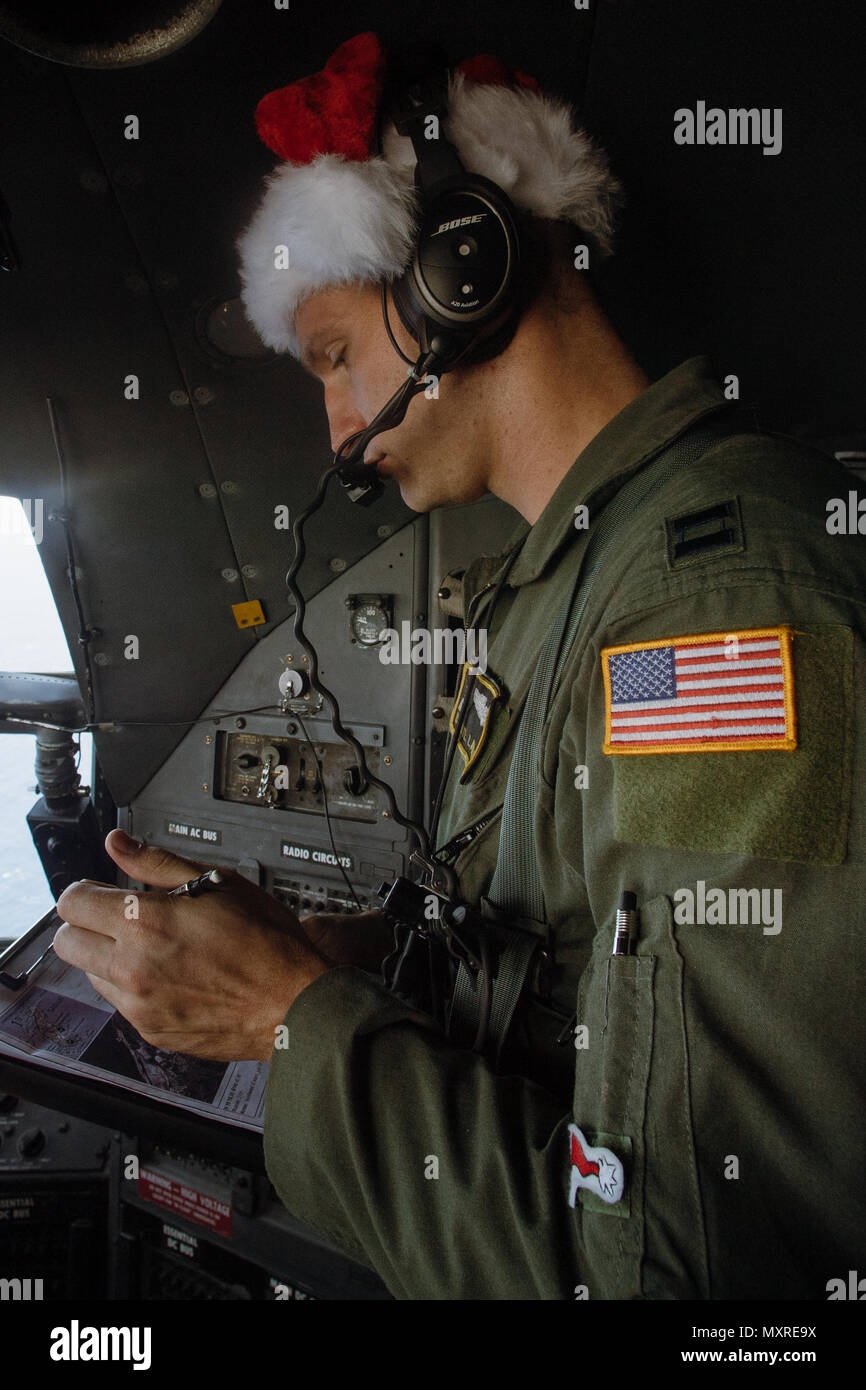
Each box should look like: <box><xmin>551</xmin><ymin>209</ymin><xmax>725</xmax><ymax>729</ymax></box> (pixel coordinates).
<box><xmin>611</xmin><ymin>623</ymin><xmax>854</xmax><ymax>864</ymax></box>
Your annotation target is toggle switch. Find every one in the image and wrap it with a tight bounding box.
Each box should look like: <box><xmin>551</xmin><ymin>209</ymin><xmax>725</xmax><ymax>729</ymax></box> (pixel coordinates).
<box><xmin>343</xmin><ymin>765</ymin><xmax>368</xmax><ymax>797</ymax></box>
<box><xmin>279</xmin><ymin>669</ymin><xmax>306</xmax><ymax>700</ymax></box>
<box><xmin>17</xmin><ymin>1127</ymin><xmax>46</xmax><ymax>1159</ymax></box>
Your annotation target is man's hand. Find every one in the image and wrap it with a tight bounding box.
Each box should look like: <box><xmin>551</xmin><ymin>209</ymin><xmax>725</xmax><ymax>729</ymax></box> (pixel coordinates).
<box><xmin>53</xmin><ymin>829</ymin><xmax>331</xmax><ymax>1063</ymax></box>
<box><xmin>299</xmin><ymin>910</ymin><xmax>394</xmax><ymax>972</ymax></box>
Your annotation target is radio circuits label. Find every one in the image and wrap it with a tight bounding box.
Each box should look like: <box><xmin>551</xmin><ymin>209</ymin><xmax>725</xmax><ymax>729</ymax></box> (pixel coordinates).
<box><xmin>164</xmin><ymin>820</ymin><xmax>222</xmax><ymax>845</ymax></box>
<box><xmin>280</xmin><ymin>841</ymin><xmax>354</xmax><ymax>871</ymax></box>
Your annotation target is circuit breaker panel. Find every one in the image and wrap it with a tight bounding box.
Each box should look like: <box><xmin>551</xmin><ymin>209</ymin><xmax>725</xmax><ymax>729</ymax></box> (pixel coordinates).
<box><xmin>126</xmin><ymin>502</ymin><xmax>518</xmax><ymax>916</ymax></box>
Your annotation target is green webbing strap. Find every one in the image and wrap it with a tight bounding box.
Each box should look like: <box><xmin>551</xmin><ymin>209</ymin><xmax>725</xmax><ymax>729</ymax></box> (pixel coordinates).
<box><xmin>449</xmin><ymin>415</ymin><xmax>745</xmax><ymax>1059</ymax></box>
<box><xmin>447</xmin><ymin>915</ymin><xmax>538</xmax><ymax>1059</ymax></box>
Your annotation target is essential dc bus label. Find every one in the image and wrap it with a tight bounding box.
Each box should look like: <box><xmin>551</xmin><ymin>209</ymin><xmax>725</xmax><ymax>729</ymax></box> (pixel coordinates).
<box><xmin>280</xmin><ymin>841</ymin><xmax>354</xmax><ymax>871</ymax></box>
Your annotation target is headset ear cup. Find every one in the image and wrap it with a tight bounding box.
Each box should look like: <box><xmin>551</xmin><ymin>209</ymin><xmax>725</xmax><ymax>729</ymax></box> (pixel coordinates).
<box><xmin>390</xmin><ymin>270</ymin><xmax>424</xmax><ymax>346</ymax></box>
<box><xmin>389</xmin><ymin>270</ymin><xmax>473</xmax><ymax>370</ymax></box>
<box><xmin>390</xmin><ymin>258</ymin><xmax>523</xmax><ymax>373</ymax></box>
<box><xmin>388</xmin><ymin>180</ymin><xmax>524</xmax><ymax>370</ymax></box>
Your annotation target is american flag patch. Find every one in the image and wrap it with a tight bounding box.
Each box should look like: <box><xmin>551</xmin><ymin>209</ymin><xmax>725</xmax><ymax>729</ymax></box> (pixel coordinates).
<box><xmin>602</xmin><ymin>627</ymin><xmax>797</xmax><ymax>755</ymax></box>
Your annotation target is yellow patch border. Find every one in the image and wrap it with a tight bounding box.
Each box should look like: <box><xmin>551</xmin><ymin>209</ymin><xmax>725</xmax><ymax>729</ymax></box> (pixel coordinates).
<box><xmin>601</xmin><ymin>626</ymin><xmax>797</xmax><ymax>755</ymax></box>
<box><xmin>449</xmin><ymin>663</ymin><xmax>502</xmax><ymax>774</ymax></box>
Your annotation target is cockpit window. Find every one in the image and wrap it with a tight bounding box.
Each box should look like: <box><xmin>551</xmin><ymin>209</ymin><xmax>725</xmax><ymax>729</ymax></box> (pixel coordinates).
<box><xmin>0</xmin><ymin>497</ymin><xmax>92</xmax><ymax>939</ymax></box>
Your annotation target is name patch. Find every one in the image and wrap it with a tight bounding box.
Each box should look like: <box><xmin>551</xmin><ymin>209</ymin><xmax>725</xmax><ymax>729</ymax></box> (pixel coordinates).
<box><xmin>450</xmin><ymin>663</ymin><xmax>503</xmax><ymax>777</ymax></box>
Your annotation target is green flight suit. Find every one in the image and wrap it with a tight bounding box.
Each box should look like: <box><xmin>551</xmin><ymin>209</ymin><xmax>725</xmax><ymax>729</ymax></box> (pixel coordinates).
<box><xmin>264</xmin><ymin>356</ymin><xmax>866</xmax><ymax>1299</ymax></box>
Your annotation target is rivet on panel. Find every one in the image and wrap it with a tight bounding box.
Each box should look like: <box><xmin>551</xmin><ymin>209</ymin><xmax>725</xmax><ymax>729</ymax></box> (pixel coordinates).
<box><xmin>79</xmin><ymin>170</ymin><xmax>107</xmax><ymax>194</ymax></box>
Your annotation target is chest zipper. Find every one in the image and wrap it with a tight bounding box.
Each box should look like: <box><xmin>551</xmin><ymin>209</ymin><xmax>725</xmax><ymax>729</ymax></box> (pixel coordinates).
<box><xmin>436</xmin><ymin>806</ymin><xmax>503</xmax><ymax>865</ymax></box>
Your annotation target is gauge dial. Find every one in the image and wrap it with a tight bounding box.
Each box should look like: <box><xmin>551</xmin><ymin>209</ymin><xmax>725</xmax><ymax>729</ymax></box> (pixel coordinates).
<box><xmin>349</xmin><ymin>596</ymin><xmax>392</xmax><ymax>646</ymax></box>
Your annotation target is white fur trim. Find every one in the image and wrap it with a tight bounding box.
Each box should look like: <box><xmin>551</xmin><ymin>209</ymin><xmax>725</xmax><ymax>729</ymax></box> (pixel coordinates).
<box><xmin>236</xmin><ymin>155</ymin><xmax>418</xmax><ymax>355</ymax></box>
<box><xmin>237</xmin><ymin>68</ymin><xmax>622</xmax><ymax>356</ymax></box>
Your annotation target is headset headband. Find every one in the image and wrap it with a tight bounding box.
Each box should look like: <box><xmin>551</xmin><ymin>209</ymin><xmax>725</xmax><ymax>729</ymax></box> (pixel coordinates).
<box><xmin>380</xmin><ymin>43</ymin><xmax>525</xmax><ymax>372</ymax></box>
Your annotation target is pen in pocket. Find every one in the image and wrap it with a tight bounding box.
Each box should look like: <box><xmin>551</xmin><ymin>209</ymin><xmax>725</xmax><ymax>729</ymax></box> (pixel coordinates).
<box><xmin>611</xmin><ymin>890</ymin><xmax>638</xmax><ymax>956</ymax></box>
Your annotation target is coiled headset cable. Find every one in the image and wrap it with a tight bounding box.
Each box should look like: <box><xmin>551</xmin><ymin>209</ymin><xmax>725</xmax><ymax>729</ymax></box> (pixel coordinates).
<box><xmin>284</xmin><ymin>345</ymin><xmax>461</xmax><ymax>894</ymax></box>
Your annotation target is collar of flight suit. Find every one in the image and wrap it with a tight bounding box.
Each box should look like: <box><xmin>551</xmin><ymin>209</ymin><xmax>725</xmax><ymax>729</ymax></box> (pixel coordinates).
<box><xmin>490</xmin><ymin>354</ymin><xmax>732</xmax><ymax>591</ymax></box>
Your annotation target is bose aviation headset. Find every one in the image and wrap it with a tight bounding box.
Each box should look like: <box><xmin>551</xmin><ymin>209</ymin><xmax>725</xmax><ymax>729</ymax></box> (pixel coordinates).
<box><xmin>383</xmin><ymin>41</ymin><xmax>526</xmax><ymax>370</ymax></box>
<box><xmin>336</xmin><ymin>40</ymin><xmax>527</xmax><ymax>503</ymax></box>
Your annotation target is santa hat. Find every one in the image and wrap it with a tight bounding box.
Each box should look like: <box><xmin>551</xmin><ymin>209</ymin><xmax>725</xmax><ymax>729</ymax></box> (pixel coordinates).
<box><xmin>237</xmin><ymin>31</ymin><xmax>622</xmax><ymax>358</ymax></box>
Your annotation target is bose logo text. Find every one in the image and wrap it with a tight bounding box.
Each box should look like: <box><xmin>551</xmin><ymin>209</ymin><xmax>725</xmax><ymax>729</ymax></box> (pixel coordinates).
<box><xmin>432</xmin><ymin>214</ymin><xmax>486</xmax><ymax>235</ymax></box>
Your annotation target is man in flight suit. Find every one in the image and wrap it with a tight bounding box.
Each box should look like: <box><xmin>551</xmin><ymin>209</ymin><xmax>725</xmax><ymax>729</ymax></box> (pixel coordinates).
<box><xmin>54</xmin><ymin>33</ymin><xmax>865</xmax><ymax>1299</ymax></box>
